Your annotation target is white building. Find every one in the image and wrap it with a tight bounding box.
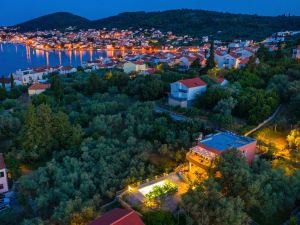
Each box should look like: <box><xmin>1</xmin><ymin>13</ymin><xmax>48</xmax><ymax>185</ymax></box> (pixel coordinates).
<box><xmin>0</xmin><ymin>154</ymin><xmax>8</xmax><ymax>194</ymax></box>
<box><xmin>293</xmin><ymin>46</ymin><xmax>300</xmax><ymax>59</ymax></box>
<box><xmin>123</xmin><ymin>61</ymin><xmax>147</xmax><ymax>74</ymax></box>
<box><xmin>15</xmin><ymin>66</ymin><xmax>57</xmax><ymax>85</ymax></box>
<box><xmin>59</xmin><ymin>66</ymin><xmax>77</xmax><ymax>75</ymax></box>
<box><xmin>28</xmin><ymin>83</ymin><xmax>51</xmax><ymax>96</ymax></box>
<box><xmin>168</xmin><ymin>77</ymin><xmax>207</xmax><ymax>108</ymax></box>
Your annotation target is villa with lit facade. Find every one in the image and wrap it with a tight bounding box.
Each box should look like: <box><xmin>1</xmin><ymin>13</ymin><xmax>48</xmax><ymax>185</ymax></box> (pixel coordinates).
<box><xmin>187</xmin><ymin>132</ymin><xmax>257</xmax><ymax>171</ymax></box>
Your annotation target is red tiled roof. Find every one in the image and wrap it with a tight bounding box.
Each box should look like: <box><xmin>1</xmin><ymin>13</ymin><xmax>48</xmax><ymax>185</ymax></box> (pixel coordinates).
<box><xmin>214</xmin><ymin>50</ymin><xmax>222</xmax><ymax>56</ymax></box>
<box><xmin>88</xmin><ymin>208</ymin><xmax>145</xmax><ymax>225</ymax></box>
<box><xmin>33</xmin><ymin>68</ymin><xmax>47</xmax><ymax>73</ymax></box>
<box><xmin>239</xmin><ymin>57</ymin><xmax>250</xmax><ymax>65</ymax></box>
<box><xmin>61</xmin><ymin>66</ymin><xmax>73</xmax><ymax>71</ymax></box>
<box><xmin>229</xmin><ymin>53</ymin><xmax>240</xmax><ymax>59</ymax></box>
<box><xmin>216</xmin><ymin>77</ymin><xmax>225</xmax><ymax>83</ymax></box>
<box><xmin>147</xmin><ymin>68</ymin><xmax>156</xmax><ymax>74</ymax></box>
<box><xmin>178</xmin><ymin>77</ymin><xmax>207</xmax><ymax>88</ymax></box>
<box><xmin>28</xmin><ymin>83</ymin><xmax>51</xmax><ymax>91</ymax></box>
<box><xmin>133</xmin><ymin>61</ymin><xmax>145</xmax><ymax>65</ymax></box>
<box><xmin>1</xmin><ymin>78</ymin><xmax>11</xmax><ymax>84</ymax></box>
<box><xmin>0</xmin><ymin>154</ymin><xmax>6</xmax><ymax>170</ymax></box>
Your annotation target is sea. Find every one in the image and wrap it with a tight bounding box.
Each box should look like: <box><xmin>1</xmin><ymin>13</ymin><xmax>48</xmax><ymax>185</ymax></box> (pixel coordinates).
<box><xmin>0</xmin><ymin>42</ymin><xmax>108</xmax><ymax>76</ymax></box>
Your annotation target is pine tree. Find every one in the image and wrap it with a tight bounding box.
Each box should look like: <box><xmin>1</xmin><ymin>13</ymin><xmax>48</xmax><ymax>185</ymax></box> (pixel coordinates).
<box><xmin>206</xmin><ymin>40</ymin><xmax>216</xmax><ymax>70</ymax></box>
<box><xmin>1</xmin><ymin>76</ymin><xmax>5</xmax><ymax>89</ymax></box>
<box><xmin>51</xmin><ymin>76</ymin><xmax>64</xmax><ymax>102</ymax></box>
<box><xmin>10</xmin><ymin>73</ymin><xmax>15</xmax><ymax>89</ymax></box>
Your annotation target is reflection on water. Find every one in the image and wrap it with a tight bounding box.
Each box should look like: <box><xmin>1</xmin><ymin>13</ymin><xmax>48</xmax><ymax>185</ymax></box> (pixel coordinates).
<box><xmin>0</xmin><ymin>43</ymin><xmax>107</xmax><ymax>76</ymax></box>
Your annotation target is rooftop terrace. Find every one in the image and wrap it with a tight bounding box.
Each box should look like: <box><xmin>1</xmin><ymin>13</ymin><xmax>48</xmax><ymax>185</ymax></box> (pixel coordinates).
<box><xmin>200</xmin><ymin>132</ymin><xmax>256</xmax><ymax>152</ymax></box>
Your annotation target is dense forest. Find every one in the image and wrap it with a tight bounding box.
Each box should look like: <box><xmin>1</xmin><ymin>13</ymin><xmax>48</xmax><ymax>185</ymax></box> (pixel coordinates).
<box><xmin>0</xmin><ymin>40</ymin><xmax>300</xmax><ymax>224</ymax></box>
<box><xmin>15</xmin><ymin>9</ymin><xmax>300</xmax><ymax>40</ymax></box>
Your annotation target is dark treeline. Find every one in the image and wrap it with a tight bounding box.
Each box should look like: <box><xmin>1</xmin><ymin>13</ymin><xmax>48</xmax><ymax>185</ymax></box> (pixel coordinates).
<box><xmin>15</xmin><ymin>10</ymin><xmax>300</xmax><ymax>40</ymax></box>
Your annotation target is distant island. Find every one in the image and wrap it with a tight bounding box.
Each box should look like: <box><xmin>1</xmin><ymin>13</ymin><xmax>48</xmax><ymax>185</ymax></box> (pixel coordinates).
<box><xmin>12</xmin><ymin>9</ymin><xmax>300</xmax><ymax>40</ymax></box>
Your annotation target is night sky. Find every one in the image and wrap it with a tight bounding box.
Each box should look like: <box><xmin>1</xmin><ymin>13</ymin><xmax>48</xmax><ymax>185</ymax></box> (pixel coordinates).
<box><xmin>1</xmin><ymin>0</ymin><xmax>300</xmax><ymax>26</ymax></box>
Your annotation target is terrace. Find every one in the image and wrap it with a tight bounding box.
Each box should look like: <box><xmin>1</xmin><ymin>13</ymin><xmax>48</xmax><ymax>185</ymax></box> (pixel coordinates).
<box><xmin>121</xmin><ymin>172</ymin><xmax>189</xmax><ymax>212</ymax></box>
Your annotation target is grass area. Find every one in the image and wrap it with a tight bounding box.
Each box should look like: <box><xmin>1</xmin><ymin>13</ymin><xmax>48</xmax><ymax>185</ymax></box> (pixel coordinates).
<box><xmin>272</xmin><ymin>158</ymin><xmax>300</xmax><ymax>175</ymax></box>
<box><xmin>253</xmin><ymin>127</ymin><xmax>288</xmax><ymax>150</ymax></box>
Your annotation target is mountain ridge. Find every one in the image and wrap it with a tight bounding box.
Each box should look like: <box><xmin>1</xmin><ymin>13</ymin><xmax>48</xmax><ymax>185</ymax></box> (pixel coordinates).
<box><xmin>13</xmin><ymin>9</ymin><xmax>300</xmax><ymax>40</ymax></box>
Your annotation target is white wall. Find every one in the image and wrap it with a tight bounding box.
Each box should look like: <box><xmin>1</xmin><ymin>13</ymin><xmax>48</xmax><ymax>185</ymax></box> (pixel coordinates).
<box><xmin>0</xmin><ymin>168</ymin><xmax>8</xmax><ymax>194</ymax></box>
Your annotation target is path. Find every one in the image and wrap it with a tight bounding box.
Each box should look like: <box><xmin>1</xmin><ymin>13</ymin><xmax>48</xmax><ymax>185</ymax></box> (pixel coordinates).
<box><xmin>244</xmin><ymin>105</ymin><xmax>282</xmax><ymax>137</ymax></box>
<box><xmin>154</xmin><ymin>106</ymin><xmax>187</xmax><ymax>122</ymax></box>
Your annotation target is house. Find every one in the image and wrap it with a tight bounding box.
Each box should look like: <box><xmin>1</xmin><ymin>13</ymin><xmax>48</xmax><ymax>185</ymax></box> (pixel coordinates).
<box><xmin>15</xmin><ymin>68</ymin><xmax>46</xmax><ymax>85</ymax></box>
<box><xmin>88</xmin><ymin>208</ymin><xmax>145</xmax><ymax>225</ymax></box>
<box><xmin>215</xmin><ymin>77</ymin><xmax>229</xmax><ymax>87</ymax></box>
<box><xmin>293</xmin><ymin>45</ymin><xmax>300</xmax><ymax>59</ymax></box>
<box><xmin>1</xmin><ymin>78</ymin><xmax>13</xmax><ymax>91</ymax></box>
<box><xmin>15</xmin><ymin>66</ymin><xmax>57</xmax><ymax>85</ymax></box>
<box><xmin>223</xmin><ymin>53</ymin><xmax>240</xmax><ymax>68</ymax></box>
<box><xmin>214</xmin><ymin>51</ymin><xmax>225</xmax><ymax>68</ymax></box>
<box><xmin>59</xmin><ymin>66</ymin><xmax>77</xmax><ymax>75</ymax></box>
<box><xmin>186</xmin><ymin>132</ymin><xmax>257</xmax><ymax>171</ymax></box>
<box><xmin>123</xmin><ymin>61</ymin><xmax>147</xmax><ymax>74</ymax></box>
<box><xmin>0</xmin><ymin>154</ymin><xmax>9</xmax><ymax>194</ymax></box>
<box><xmin>168</xmin><ymin>77</ymin><xmax>207</xmax><ymax>108</ymax></box>
<box><xmin>28</xmin><ymin>83</ymin><xmax>51</xmax><ymax>96</ymax></box>
<box><xmin>237</xmin><ymin>57</ymin><xmax>250</xmax><ymax>69</ymax></box>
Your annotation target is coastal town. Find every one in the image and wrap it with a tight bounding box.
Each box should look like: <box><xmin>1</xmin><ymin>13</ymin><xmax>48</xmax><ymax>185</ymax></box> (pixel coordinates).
<box><xmin>0</xmin><ymin>8</ymin><xmax>300</xmax><ymax>225</ymax></box>
<box><xmin>1</xmin><ymin>27</ymin><xmax>299</xmax><ymax>89</ymax></box>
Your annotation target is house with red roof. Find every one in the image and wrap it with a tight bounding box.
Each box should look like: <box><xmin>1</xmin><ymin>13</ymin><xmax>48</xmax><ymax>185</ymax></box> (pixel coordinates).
<box><xmin>88</xmin><ymin>208</ymin><xmax>145</xmax><ymax>225</ymax></box>
<box><xmin>168</xmin><ymin>77</ymin><xmax>207</xmax><ymax>107</ymax></box>
<box><xmin>187</xmin><ymin>132</ymin><xmax>257</xmax><ymax>171</ymax></box>
<box><xmin>215</xmin><ymin>77</ymin><xmax>229</xmax><ymax>87</ymax></box>
<box><xmin>28</xmin><ymin>83</ymin><xmax>51</xmax><ymax>96</ymax></box>
<box><xmin>0</xmin><ymin>154</ymin><xmax>9</xmax><ymax>194</ymax></box>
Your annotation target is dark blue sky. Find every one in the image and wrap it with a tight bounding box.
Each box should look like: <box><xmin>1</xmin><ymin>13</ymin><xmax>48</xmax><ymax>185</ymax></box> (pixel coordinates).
<box><xmin>1</xmin><ymin>0</ymin><xmax>300</xmax><ymax>26</ymax></box>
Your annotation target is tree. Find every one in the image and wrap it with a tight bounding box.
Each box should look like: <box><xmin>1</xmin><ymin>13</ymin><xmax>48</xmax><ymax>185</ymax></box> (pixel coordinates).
<box><xmin>196</xmin><ymin>87</ymin><xmax>231</xmax><ymax>110</ymax></box>
<box><xmin>20</xmin><ymin>104</ymin><xmax>82</xmax><ymax>161</ymax></box>
<box><xmin>143</xmin><ymin>210</ymin><xmax>175</xmax><ymax>225</ymax></box>
<box><xmin>213</xmin><ymin>149</ymin><xmax>252</xmax><ymax>198</ymax></box>
<box><xmin>190</xmin><ymin>58</ymin><xmax>201</xmax><ymax>70</ymax></box>
<box><xmin>10</xmin><ymin>74</ymin><xmax>15</xmax><ymax>89</ymax></box>
<box><xmin>1</xmin><ymin>76</ymin><xmax>5</xmax><ymax>89</ymax></box>
<box><xmin>51</xmin><ymin>76</ymin><xmax>64</xmax><ymax>102</ymax></box>
<box><xmin>103</xmin><ymin>70</ymin><xmax>113</xmax><ymax>80</ymax></box>
<box><xmin>289</xmin><ymin>94</ymin><xmax>300</xmax><ymax>120</ymax></box>
<box><xmin>206</xmin><ymin>40</ymin><xmax>216</xmax><ymax>70</ymax></box>
<box><xmin>267</xmin><ymin>74</ymin><xmax>289</xmax><ymax>100</ymax></box>
<box><xmin>213</xmin><ymin>97</ymin><xmax>237</xmax><ymax>115</ymax></box>
<box><xmin>181</xmin><ymin>180</ymin><xmax>250</xmax><ymax>225</ymax></box>
<box><xmin>85</xmin><ymin>73</ymin><xmax>107</xmax><ymax>95</ymax></box>
<box><xmin>287</xmin><ymin>129</ymin><xmax>300</xmax><ymax>163</ymax></box>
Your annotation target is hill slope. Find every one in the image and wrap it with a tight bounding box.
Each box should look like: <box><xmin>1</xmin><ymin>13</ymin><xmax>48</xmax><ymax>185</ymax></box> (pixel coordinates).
<box><xmin>15</xmin><ymin>9</ymin><xmax>300</xmax><ymax>40</ymax></box>
<box><xmin>16</xmin><ymin>12</ymin><xmax>90</xmax><ymax>32</ymax></box>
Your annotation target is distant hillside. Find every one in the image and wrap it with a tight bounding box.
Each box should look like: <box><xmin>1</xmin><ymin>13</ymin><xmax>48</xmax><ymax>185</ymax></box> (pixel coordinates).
<box><xmin>15</xmin><ymin>9</ymin><xmax>300</xmax><ymax>40</ymax></box>
<box><xmin>16</xmin><ymin>12</ymin><xmax>90</xmax><ymax>31</ymax></box>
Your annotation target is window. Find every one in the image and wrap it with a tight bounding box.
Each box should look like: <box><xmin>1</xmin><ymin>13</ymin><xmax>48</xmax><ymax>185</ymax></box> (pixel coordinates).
<box><xmin>0</xmin><ymin>184</ymin><xmax>3</xmax><ymax>190</ymax></box>
<box><xmin>0</xmin><ymin>172</ymin><xmax>4</xmax><ymax>178</ymax></box>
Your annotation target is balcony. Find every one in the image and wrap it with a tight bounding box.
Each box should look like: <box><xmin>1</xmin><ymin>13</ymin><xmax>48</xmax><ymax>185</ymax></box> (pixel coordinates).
<box><xmin>186</xmin><ymin>151</ymin><xmax>212</xmax><ymax>170</ymax></box>
<box><xmin>169</xmin><ymin>94</ymin><xmax>187</xmax><ymax>102</ymax></box>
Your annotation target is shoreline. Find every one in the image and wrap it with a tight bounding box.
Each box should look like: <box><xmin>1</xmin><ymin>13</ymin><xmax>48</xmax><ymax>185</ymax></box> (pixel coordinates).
<box><xmin>0</xmin><ymin>41</ymin><xmax>160</xmax><ymax>53</ymax></box>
